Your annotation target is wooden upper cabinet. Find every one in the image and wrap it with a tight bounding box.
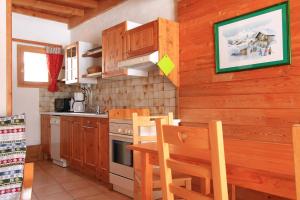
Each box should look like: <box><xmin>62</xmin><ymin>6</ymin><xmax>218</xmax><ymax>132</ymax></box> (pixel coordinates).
<box><xmin>125</xmin><ymin>21</ymin><xmax>158</xmax><ymax>59</ymax></box>
<box><xmin>102</xmin><ymin>22</ymin><xmax>127</xmax><ymax>78</ymax></box>
<box><xmin>102</xmin><ymin>18</ymin><xmax>179</xmax><ymax>86</ymax></box>
<box><xmin>65</xmin><ymin>42</ymin><xmax>97</xmax><ymax>84</ymax></box>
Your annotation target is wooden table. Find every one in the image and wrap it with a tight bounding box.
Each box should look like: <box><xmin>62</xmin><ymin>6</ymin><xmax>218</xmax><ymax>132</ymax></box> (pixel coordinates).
<box><xmin>128</xmin><ymin>139</ymin><xmax>295</xmax><ymax>200</ymax></box>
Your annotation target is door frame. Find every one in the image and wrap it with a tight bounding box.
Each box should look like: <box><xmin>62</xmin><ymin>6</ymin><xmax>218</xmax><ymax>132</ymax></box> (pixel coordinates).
<box><xmin>6</xmin><ymin>0</ymin><xmax>12</xmax><ymax>115</ymax></box>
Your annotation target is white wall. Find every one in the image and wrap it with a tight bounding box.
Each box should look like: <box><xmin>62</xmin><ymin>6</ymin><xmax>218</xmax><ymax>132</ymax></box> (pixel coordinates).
<box><xmin>70</xmin><ymin>0</ymin><xmax>176</xmax><ymax>44</ymax></box>
<box><xmin>12</xmin><ymin>13</ymin><xmax>70</xmax><ymax>145</ymax></box>
<box><xmin>0</xmin><ymin>1</ymin><xmax>7</xmax><ymax>115</ymax></box>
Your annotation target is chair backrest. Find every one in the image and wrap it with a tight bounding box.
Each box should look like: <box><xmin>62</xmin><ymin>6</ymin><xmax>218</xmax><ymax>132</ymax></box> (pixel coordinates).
<box><xmin>156</xmin><ymin>119</ymin><xmax>228</xmax><ymax>200</ymax></box>
<box><xmin>132</xmin><ymin>112</ymin><xmax>173</xmax><ymax>173</ymax></box>
<box><xmin>293</xmin><ymin>125</ymin><xmax>300</xmax><ymax>200</ymax></box>
<box><xmin>0</xmin><ymin>114</ymin><xmax>26</xmax><ymax>200</ymax></box>
<box><xmin>132</xmin><ymin>112</ymin><xmax>174</xmax><ymax>145</ymax></box>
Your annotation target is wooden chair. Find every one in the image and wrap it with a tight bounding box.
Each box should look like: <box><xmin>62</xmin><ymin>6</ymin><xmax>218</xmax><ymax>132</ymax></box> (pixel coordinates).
<box><xmin>132</xmin><ymin>113</ymin><xmax>192</xmax><ymax>199</ymax></box>
<box><xmin>293</xmin><ymin>124</ymin><xmax>300</xmax><ymax>200</ymax></box>
<box><xmin>156</xmin><ymin>119</ymin><xmax>229</xmax><ymax>200</ymax></box>
<box><xmin>20</xmin><ymin>163</ymin><xmax>34</xmax><ymax>200</ymax></box>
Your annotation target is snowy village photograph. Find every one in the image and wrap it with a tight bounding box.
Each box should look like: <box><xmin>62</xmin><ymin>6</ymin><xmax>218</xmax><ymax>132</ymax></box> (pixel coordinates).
<box><xmin>214</xmin><ymin>2</ymin><xmax>290</xmax><ymax>73</ymax></box>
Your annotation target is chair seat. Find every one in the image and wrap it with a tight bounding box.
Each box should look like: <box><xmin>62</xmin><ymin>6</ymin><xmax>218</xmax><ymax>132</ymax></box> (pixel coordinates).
<box><xmin>135</xmin><ymin>167</ymin><xmax>192</xmax><ymax>189</ymax></box>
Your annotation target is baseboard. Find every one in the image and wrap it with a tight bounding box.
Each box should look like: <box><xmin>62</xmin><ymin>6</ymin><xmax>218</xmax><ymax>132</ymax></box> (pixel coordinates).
<box><xmin>26</xmin><ymin>145</ymin><xmax>42</xmax><ymax>163</ymax></box>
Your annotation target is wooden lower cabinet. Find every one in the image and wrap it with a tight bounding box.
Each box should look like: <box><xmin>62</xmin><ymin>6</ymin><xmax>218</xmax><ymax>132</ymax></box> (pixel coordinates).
<box><xmin>97</xmin><ymin>118</ymin><xmax>109</xmax><ymax>183</ymax></box>
<box><xmin>82</xmin><ymin>118</ymin><xmax>99</xmax><ymax>175</ymax></box>
<box><xmin>60</xmin><ymin>117</ymin><xmax>72</xmax><ymax>160</ymax></box>
<box><xmin>41</xmin><ymin>114</ymin><xmax>51</xmax><ymax>159</ymax></box>
<box><xmin>70</xmin><ymin>118</ymin><xmax>84</xmax><ymax>171</ymax></box>
<box><xmin>42</xmin><ymin>115</ymin><xmax>109</xmax><ymax>184</ymax></box>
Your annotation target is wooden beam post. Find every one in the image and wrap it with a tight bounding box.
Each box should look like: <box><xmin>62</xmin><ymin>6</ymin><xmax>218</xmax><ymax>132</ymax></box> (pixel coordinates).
<box><xmin>6</xmin><ymin>0</ymin><xmax>12</xmax><ymax>116</ymax></box>
<box><xmin>50</xmin><ymin>0</ymin><xmax>98</xmax><ymax>9</ymax></box>
<box><xmin>12</xmin><ymin>7</ymin><xmax>69</xmax><ymax>24</ymax></box>
<box><xmin>12</xmin><ymin>0</ymin><xmax>84</xmax><ymax>17</ymax></box>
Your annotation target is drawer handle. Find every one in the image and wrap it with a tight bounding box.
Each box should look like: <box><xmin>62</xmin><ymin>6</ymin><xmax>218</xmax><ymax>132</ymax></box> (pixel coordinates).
<box><xmin>82</xmin><ymin>126</ymin><xmax>94</xmax><ymax>129</ymax></box>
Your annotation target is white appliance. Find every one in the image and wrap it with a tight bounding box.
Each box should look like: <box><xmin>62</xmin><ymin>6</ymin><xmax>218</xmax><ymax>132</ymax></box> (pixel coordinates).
<box><xmin>109</xmin><ymin>118</ymin><xmax>181</xmax><ymax>197</ymax></box>
<box><xmin>50</xmin><ymin>116</ymin><xmax>68</xmax><ymax>167</ymax></box>
<box><xmin>109</xmin><ymin>119</ymin><xmax>134</xmax><ymax>197</ymax></box>
<box><xmin>72</xmin><ymin>92</ymin><xmax>85</xmax><ymax>113</ymax></box>
<box><xmin>117</xmin><ymin>51</ymin><xmax>159</xmax><ymax>77</ymax></box>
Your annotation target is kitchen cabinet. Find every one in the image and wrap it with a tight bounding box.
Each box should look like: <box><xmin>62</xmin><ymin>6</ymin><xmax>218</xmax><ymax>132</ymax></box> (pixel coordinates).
<box><xmin>40</xmin><ymin>114</ymin><xmax>109</xmax><ymax>183</ymax></box>
<box><xmin>60</xmin><ymin>117</ymin><xmax>72</xmax><ymax>160</ymax></box>
<box><xmin>70</xmin><ymin>118</ymin><xmax>83</xmax><ymax>170</ymax></box>
<box><xmin>65</xmin><ymin>41</ymin><xmax>97</xmax><ymax>84</ymax></box>
<box><xmin>125</xmin><ymin>21</ymin><xmax>158</xmax><ymax>59</ymax></box>
<box><xmin>41</xmin><ymin>114</ymin><xmax>51</xmax><ymax>159</ymax></box>
<box><xmin>82</xmin><ymin>118</ymin><xmax>99</xmax><ymax>175</ymax></box>
<box><xmin>97</xmin><ymin>118</ymin><xmax>109</xmax><ymax>183</ymax></box>
<box><xmin>102</xmin><ymin>18</ymin><xmax>179</xmax><ymax>86</ymax></box>
<box><xmin>102</xmin><ymin>21</ymin><xmax>141</xmax><ymax>78</ymax></box>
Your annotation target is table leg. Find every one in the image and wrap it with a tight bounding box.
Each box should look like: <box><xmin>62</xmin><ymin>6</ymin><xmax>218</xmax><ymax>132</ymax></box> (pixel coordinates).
<box><xmin>141</xmin><ymin>152</ymin><xmax>153</xmax><ymax>200</ymax></box>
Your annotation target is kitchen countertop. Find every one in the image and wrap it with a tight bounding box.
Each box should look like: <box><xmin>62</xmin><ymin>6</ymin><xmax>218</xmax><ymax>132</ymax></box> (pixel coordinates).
<box><xmin>40</xmin><ymin>112</ymin><xmax>108</xmax><ymax>118</ymax></box>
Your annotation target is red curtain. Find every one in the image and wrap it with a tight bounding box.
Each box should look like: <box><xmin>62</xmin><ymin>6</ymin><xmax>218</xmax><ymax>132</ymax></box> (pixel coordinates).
<box><xmin>46</xmin><ymin>48</ymin><xmax>63</xmax><ymax>92</ymax></box>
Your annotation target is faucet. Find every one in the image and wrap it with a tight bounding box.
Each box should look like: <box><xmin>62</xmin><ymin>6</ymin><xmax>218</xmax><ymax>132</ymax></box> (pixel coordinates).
<box><xmin>96</xmin><ymin>105</ymin><xmax>100</xmax><ymax>114</ymax></box>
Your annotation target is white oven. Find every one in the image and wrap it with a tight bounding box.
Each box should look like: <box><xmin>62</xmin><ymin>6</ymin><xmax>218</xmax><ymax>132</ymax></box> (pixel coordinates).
<box><xmin>109</xmin><ymin>119</ymin><xmax>134</xmax><ymax>197</ymax></box>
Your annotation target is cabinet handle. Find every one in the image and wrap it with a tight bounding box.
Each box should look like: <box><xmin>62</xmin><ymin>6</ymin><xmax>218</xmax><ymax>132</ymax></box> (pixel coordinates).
<box><xmin>82</xmin><ymin>126</ymin><xmax>94</xmax><ymax>129</ymax></box>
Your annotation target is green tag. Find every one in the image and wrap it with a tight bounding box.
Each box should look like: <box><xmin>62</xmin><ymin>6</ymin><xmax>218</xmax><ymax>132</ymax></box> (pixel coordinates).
<box><xmin>157</xmin><ymin>54</ymin><xmax>175</xmax><ymax>76</ymax></box>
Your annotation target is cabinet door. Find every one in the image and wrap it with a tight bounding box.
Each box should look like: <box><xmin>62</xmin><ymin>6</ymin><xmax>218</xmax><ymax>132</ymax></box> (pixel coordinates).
<box><xmin>65</xmin><ymin>44</ymin><xmax>78</xmax><ymax>84</ymax></box>
<box><xmin>98</xmin><ymin>118</ymin><xmax>109</xmax><ymax>183</ymax></box>
<box><xmin>41</xmin><ymin>115</ymin><xmax>51</xmax><ymax>158</ymax></box>
<box><xmin>60</xmin><ymin>117</ymin><xmax>71</xmax><ymax>160</ymax></box>
<box><xmin>82</xmin><ymin>119</ymin><xmax>99</xmax><ymax>174</ymax></box>
<box><xmin>125</xmin><ymin>21</ymin><xmax>158</xmax><ymax>59</ymax></box>
<box><xmin>102</xmin><ymin>22</ymin><xmax>126</xmax><ymax>77</ymax></box>
<box><xmin>70</xmin><ymin>118</ymin><xmax>83</xmax><ymax>169</ymax></box>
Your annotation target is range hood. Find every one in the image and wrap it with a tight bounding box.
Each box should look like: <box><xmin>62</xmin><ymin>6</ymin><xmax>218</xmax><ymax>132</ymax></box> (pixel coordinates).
<box><xmin>118</xmin><ymin>51</ymin><xmax>159</xmax><ymax>75</ymax></box>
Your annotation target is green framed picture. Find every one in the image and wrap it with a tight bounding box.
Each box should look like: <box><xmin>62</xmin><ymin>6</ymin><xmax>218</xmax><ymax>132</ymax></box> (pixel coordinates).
<box><xmin>214</xmin><ymin>2</ymin><xmax>290</xmax><ymax>73</ymax></box>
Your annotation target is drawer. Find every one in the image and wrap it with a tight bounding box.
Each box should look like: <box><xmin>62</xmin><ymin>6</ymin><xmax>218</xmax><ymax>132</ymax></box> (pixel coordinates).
<box><xmin>109</xmin><ymin>123</ymin><xmax>133</xmax><ymax>135</ymax></box>
<box><xmin>82</xmin><ymin>118</ymin><xmax>99</xmax><ymax>127</ymax></box>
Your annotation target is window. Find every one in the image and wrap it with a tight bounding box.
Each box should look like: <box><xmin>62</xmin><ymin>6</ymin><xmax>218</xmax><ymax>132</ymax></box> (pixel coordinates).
<box><xmin>17</xmin><ymin>45</ymin><xmax>49</xmax><ymax>88</ymax></box>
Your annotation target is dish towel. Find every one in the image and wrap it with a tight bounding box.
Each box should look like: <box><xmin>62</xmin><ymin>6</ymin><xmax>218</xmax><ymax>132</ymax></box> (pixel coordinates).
<box><xmin>0</xmin><ymin>114</ymin><xmax>26</xmax><ymax>200</ymax></box>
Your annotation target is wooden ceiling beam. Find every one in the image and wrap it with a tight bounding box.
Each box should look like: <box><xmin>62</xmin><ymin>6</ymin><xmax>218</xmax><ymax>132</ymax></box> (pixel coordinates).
<box><xmin>68</xmin><ymin>0</ymin><xmax>125</xmax><ymax>29</ymax></box>
<box><xmin>48</xmin><ymin>0</ymin><xmax>99</xmax><ymax>9</ymax></box>
<box><xmin>12</xmin><ymin>6</ymin><xmax>69</xmax><ymax>24</ymax></box>
<box><xmin>12</xmin><ymin>0</ymin><xmax>84</xmax><ymax>17</ymax></box>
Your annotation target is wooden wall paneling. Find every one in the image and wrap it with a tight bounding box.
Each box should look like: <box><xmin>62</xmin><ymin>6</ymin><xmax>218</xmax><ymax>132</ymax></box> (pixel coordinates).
<box><xmin>178</xmin><ymin>0</ymin><xmax>299</xmax><ymax>198</ymax></box>
<box><xmin>178</xmin><ymin>0</ymin><xmax>300</xmax><ymax>142</ymax></box>
<box><xmin>6</xmin><ymin>0</ymin><xmax>12</xmax><ymax>115</ymax></box>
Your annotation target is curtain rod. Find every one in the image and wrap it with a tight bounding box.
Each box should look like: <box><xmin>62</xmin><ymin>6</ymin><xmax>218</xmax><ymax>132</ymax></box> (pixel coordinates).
<box><xmin>12</xmin><ymin>38</ymin><xmax>63</xmax><ymax>48</ymax></box>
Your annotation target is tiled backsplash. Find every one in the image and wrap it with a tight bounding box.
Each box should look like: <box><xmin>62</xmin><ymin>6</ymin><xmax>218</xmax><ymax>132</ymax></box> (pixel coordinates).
<box><xmin>39</xmin><ymin>70</ymin><xmax>177</xmax><ymax>115</ymax></box>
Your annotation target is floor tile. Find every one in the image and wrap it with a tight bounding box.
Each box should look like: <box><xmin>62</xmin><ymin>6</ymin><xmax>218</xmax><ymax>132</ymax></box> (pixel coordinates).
<box><xmin>32</xmin><ymin>161</ymin><xmax>132</xmax><ymax>200</ymax></box>
<box><xmin>69</xmin><ymin>186</ymin><xmax>103</xmax><ymax>199</ymax></box>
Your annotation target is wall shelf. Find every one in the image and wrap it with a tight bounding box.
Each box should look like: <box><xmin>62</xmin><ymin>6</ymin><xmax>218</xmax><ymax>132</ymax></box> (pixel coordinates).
<box><xmin>82</xmin><ymin>46</ymin><xmax>102</xmax><ymax>58</ymax></box>
<box><xmin>82</xmin><ymin>72</ymin><xmax>102</xmax><ymax>78</ymax></box>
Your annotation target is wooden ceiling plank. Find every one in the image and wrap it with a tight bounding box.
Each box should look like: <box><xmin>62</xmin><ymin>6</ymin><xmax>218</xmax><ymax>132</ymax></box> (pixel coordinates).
<box><xmin>12</xmin><ymin>0</ymin><xmax>84</xmax><ymax>17</ymax></box>
<box><xmin>68</xmin><ymin>0</ymin><xmax>125</xmax><ymax>29</ymax></box>
<box><xmin>12</xmin><ymin>6</ymin><xmax>69</xmax><ymax>24</ymax></box>
<box><xmin>47</xmin><ymin>0</ymin><xmax>98</xmax><ymax>9</ymax></box>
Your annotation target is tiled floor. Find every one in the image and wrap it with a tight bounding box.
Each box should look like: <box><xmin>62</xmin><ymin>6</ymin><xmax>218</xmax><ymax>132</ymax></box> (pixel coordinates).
<box><xmin>32</xmin><ymin>161</ymin><xmax>131</xmax><ymax>200</ymax></box>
